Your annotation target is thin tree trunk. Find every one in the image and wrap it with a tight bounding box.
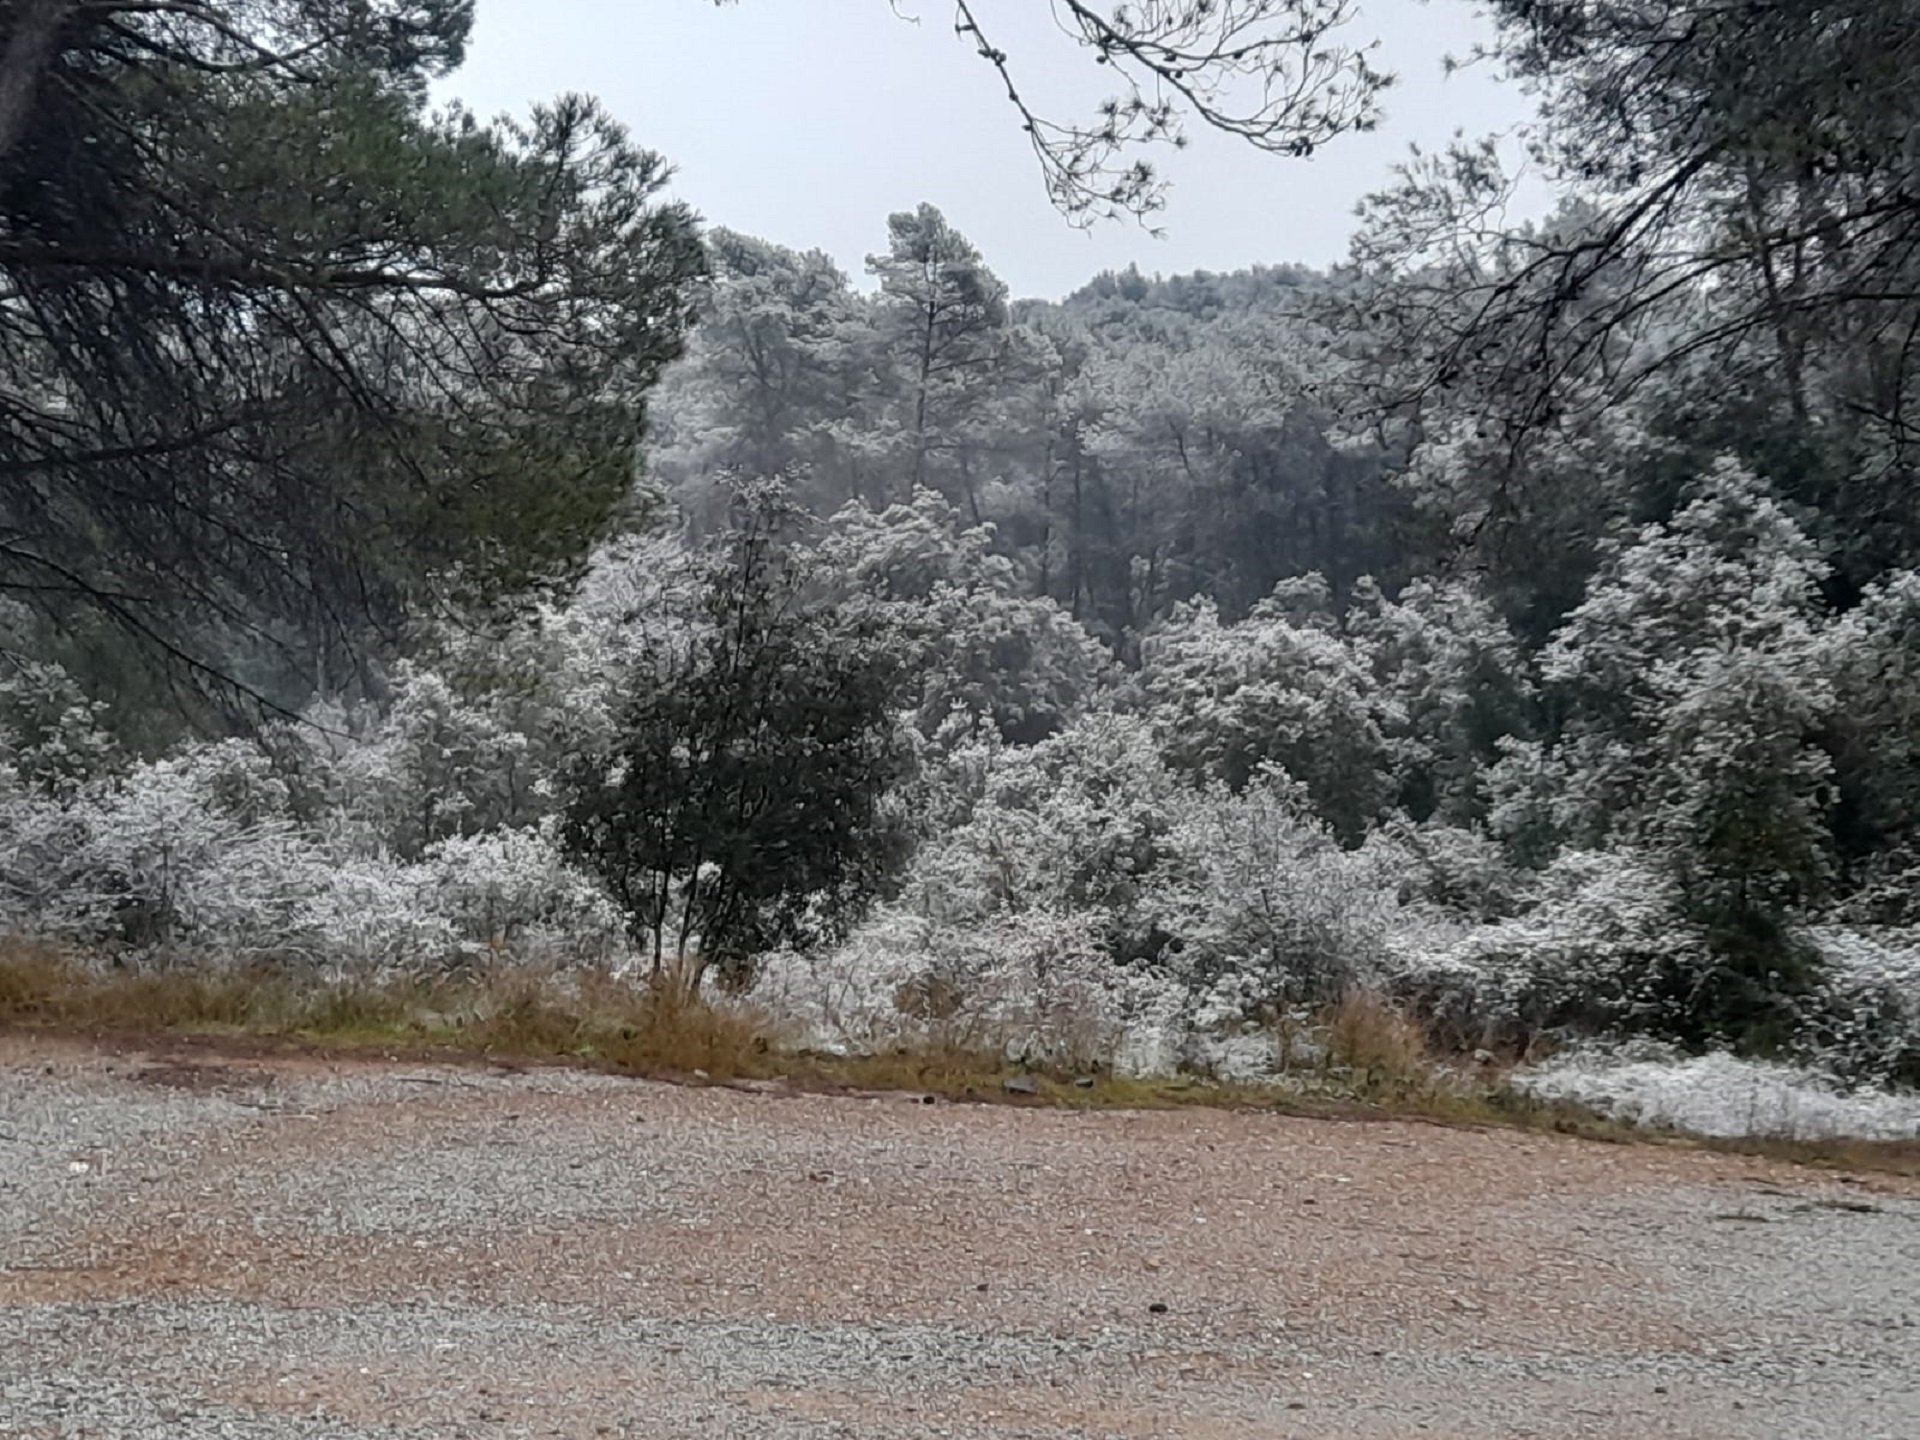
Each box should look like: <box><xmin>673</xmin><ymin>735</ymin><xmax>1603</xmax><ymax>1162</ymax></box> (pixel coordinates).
<box><xmin>1746</xmin><ymin>165</ymin><xmax>1809</xmax><ymax>427</ymax></box>
<box><xmin>0</xmin><ymin>0</ymin><xmax>72</xmax><ymax>176</ymax></box>
<box><xmin>1037</xmin><ymin>436</ymin><xmax>1056</xmax><ymax>600</ymax></box>
<box><xmin>1068</xmin><ymin>438</ymin><xmax>1085</xmax><ymax>620</ymax></box>
<box><xmin>911</xmin><ymin>300</ymin><xmax>935</xmax><ymax>496</ymax></box>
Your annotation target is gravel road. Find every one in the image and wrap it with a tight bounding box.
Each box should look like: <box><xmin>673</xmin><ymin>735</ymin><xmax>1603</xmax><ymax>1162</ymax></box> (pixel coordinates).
<box><xmin>3</xmin><ymin>1032</ymin><xmax>1917</xmax><ymax>1439</ymax></box>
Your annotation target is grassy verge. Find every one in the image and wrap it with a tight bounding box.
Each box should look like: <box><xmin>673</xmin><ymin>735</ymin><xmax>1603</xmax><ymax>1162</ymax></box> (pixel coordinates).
<box><xmin>3</xmin><ymin>942</ymin><xmax>1916</xmax><ymax>1176</ymax></box>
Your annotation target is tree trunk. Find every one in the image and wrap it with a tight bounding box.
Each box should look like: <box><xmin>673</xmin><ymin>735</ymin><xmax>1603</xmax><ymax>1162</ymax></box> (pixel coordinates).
<box><xmin>0</xmin><ymin>0</ymin><xmax>71</xmax><ymax>177</ymax></box>
<box><xmin>911</xmin><ymin>299</ymin><xmax>935</xmax><ymax>497</ymax></box>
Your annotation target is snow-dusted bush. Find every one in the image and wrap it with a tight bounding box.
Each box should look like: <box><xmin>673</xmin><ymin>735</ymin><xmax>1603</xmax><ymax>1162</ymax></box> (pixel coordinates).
<box><xmin>1515</xmin><ymin>1045</ymin><xmax>1920</xmax><ymax>1141</ymax></box>
<box><xmin>420</xmin><ymin>823</ymin><xmax>626</xmax><ymax>965</ymax></box>
<box><xmin>1394</xmin><ymin>849</ymin><xmax>1711</xmax><ymax>1050</ymax></box>
<box><xmin>1366</xmin><ymin>819</ymin><xmax>1529</xmax><ymax>922</ymax></box>
<box><xmin>0</xmin><ymin>726</ymin><xmax>627</xmax><ymax>974</ymax></box>
<box><xmin>0</xmin><ymin>740</ymin><xmax>326</xmax><ymax>954</ymax></box>
<box><xmin>319</xmin><ymin>661</ymin><xmax>541</xmax><ymax>861</ymax></box>
<box><xmin>1166</xmin><ymin>777</ymin><xmax>1404</xmax><ymax>1012</ymax></box>
<box><xmin>823</xmin><ymin>712</ymin><xmax>1417</xmax><ymax>1071</ymax></box>
<box><xmin>289</xmin><ymin>856</ymin><xmax>457</xmax><ymax>972</ymax></box>
<box><xmin>0</xmin><ymin>660</ymin><xmax>119</xmax><ymax>798</ymax></box>
<box><xmin>906</xmin><ymin>713</ymin><xmax>1195</xmax><ymax>965</ymax></box>
<box><xmin>751</xmin><ymin>908</ymin><xmax>1188</xmax><ymax>1074</ymax></box>
<box><xmin>1138</xmin><ymin>580</ymin><xmax>1392</xmax><ymax>842</ymax></box>
<box><xmin>1793</xmin><ymin>927</ymin><xmax>1920</xmax><ymax>1086</ymax></box>
<box><xmin>1349</xmin><ymin>576</ymin><xmax>1534</xmax><ymax>828</ymax></box>
<box><xmin>1541</xmin><ymin>461</ymin><xmax>1839</xmax><ymax>957</ymax></box>
<box><xmin>903</xmin><ymin>712</ymin><xmax>1403</xmax><ymax>1004</ymax></box>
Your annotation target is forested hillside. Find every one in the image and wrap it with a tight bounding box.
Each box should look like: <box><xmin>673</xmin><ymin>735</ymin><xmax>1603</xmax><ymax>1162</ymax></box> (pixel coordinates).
<box><xmin>4</xmin><ymin>0</ymin><xmax>1919</xmax><ymax>1124</ymax></box>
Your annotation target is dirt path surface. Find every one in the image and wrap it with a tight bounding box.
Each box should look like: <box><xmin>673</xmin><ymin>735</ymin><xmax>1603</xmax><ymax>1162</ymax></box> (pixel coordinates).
<box><xmin>3</xmin><ymin>1034</ymin><xmax>1918</xmax><ymax>1440</ymax></box>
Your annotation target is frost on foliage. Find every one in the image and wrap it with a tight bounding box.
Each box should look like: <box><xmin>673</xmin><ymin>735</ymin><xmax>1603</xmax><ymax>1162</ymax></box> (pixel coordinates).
<box><xmin>1348</xmin><ymin>576</ymin><xmax>1533</xmax><ymax>828</ymax></box>
<box><xmin>398</xmin><ymin>532</ymin><xmax>702</xmax><ymax>778</ymax></box>
<box><xmin>421</xmin><ymin>824</ymin><xmax>626</xmax><ymax>964</ymax></box>
<box><xmin>0</xmin><ymin>740</ymin><xmax>323</xmax><ymax>952</ymax></box>
<box><xmin>1827</xmin><ymin>570</ymin><xmax>1920</xmax><ymax>912</ymax></box>
<box><xmin>1541</xmin><ymin>458</ymin><xmax>1836</xmax><ymax>887</ymax></box>
<box><xmin>0</xmin><ymin>661</ymin><xmax>119</xmax><ymax>798</ymax></box>
<box><xmin>1138</xmin><ymin>581</ymin><xmax>1392</xmax><ymax>842</ymax></box>
<box><xmin>1366</xmin><ymin>819</ymin><xmax>1529</xmax><ymax>923</ymax></box>
<box><xmin>753</xmin><ymin>909</ymin><xmax>1186</xmax><ymax>1074</ymax></box>
<box><xmin>1517</xmin><ymin>462</ymin><xmax>1843</xmax><ymax>1037</ymax></box>
<box><xmin>818</xmin><ymin>491</ymin><xmax>1112</xmax><ymax>747</ymax></box>
<box><xmin>867</xmin><ymin>712</ymin><xmax>1411</xmax><ymax>1065</ymax></box>
<box><xmin>292</xmin><ymin>857</ymin><xmax>456</xmax><ymax>972</ymax></box>
<box><xmin>1170</xmin><ymin>779</ymin><xmax>1403</xmax><ymax>1010</ymax></box>
<box><xmin>905</xmin><ymin>713</ymin><xmax>1192</xmax><ymax>962</ymax></box>
<box><xmin>1397</xmin><ymin>849</ymin><xmax>1710</xmax><ymax>1047</ymax></box>
<box><xmin>1795</xmin><ymin>926</ymin><xmax>1920</xmax><ymax>1086</ymax></box>
<box><xmin>1516</xmin><ymin>1047</ymin><xmax>1920</xmax><ymax>1141</ymax></box>
<box><xmin>322</xmin><ymin>661</ymin><xmax>541</xmax><ymax>860</ymax></box>
<box><xmin>0</xmin><ymin>727</ymin><xmax>623</xmax><ymax>971</ymax></box>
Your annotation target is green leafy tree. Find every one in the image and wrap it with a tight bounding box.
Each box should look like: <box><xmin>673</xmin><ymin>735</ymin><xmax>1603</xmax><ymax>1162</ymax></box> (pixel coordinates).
<box><xmin>560</xmin><ymin>486</ymin><xmax>913</xmax><ymax>994</ymax></box>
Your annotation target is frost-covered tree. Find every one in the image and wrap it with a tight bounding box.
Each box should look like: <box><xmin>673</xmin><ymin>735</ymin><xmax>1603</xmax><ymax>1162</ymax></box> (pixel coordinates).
<box><xmin>648</xmin><ymin>230</ymin><xmax>867</xmax><ymax>518</ymax></box>
<box><xmin>322</xmin><ymin>662</ymin><xmax>538</xmax><ymax>861</ymax></box>
<box><xmin>1539</xmin><ymin>461</ymin><xmax>1839</xmax><ymax>1038</ymax></box>
<box><xmin>1350</xmin><ymin>576</ymin><xmax>1534</xmax><ymax>827</ymax></box>
<box><xmin>866</xmin><ymin>205</ymin><xmax>1013</xmax><ymax>511</ymax></box>
<box><xmin>0</xmin><ymin>659</ymin><xmax>119</xmax><ymax>798</ymax></box>
<box><xmin>1825</xmin><ymin>570</ymin><xmax>1920</xmax><ymax>918</ymax></box>
<box><xmin>816</xmin><ymin>491</ymin><xmax>1112</xmax><ymax>747</ymax></box>
<box><xmin>1138</xmin><ymin>577</ymin><xmax>1391</xmax><ymax>842</ymax></box>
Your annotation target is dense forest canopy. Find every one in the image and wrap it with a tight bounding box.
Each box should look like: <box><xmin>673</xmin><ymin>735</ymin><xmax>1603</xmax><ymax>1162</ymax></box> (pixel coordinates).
<box><xmin>3</xmin><ymin>0</ymin><xmax>1920</xmax><ymax>1097</ymax></box>
<box><xmin>0</xmin><ymin>0</ymin><xmax>702</xmax><ymax>722</ymax></box>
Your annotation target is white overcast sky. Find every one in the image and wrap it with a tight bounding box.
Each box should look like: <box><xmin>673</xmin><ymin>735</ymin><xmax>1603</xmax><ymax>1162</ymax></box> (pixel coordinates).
<box><xmin>444</xmin><ymin>1</ymin><xmax>1547</xmax><ymax>300</ymax></box>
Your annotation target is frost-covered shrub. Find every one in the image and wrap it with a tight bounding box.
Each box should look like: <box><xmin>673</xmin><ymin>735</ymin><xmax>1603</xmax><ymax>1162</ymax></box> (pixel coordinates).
<box><xmin>1349</xmin><ymin>576</ymin><xmax>1534</xmax><ymax>827</ymax></box>
<box><xmin>420</xmin><ymin>824</ymin><xmax>625</xmax><ymax>964</ymax></box>
<box><xmin>1165</xmin><ymin>778</ymin><xmax>1403</xmax><ymax>1012</ymax></box>
<box><xmin>906</xmin><ymin>713</ymin><xmax>1196</xmax><ymax>965</ymax></box>
<box><xmin>1827</xmin><ymin>571</ymin><xmax>1920</xmax><ymax>898</ymax></box>
<box><xmin>0</xmin><ymin>741</ymin><xmax>326</xmax><ymax>953</ymax></box>
<box><xmin>1515</xmin><ymin>1045</ymin><xmax>1920</xmax><ymax>1141</ymax></box>
<box><xmin>751</xmin><ymin>908</ymin><xmax>1188</xmax><ymax>1074</ymax></box>
<box><xmin>0</xmin><ymin>661</ymin><xmax>119</xmax><ymax>798</ymax></box>
<box><xmin>1395</xmin><ymin>850</ymin><xmax>1713</xmax><ymax>1050</ymax></box>
<box><xmin>1540</xmin><ymin>461</ymin><xmax>1839</xmax><ymax>953</ymax></box>
<box><xmin>1366</xmin><ymin>819</ymin><xmax>1529</xmax><ymax>922</ymax></box>
<box><xmin>891</xmin><ymin>714</ymin><xmax>1408</xmax><ymax>1051</ymax></box>
<box><xmin>1792</xmin><ymin>927</ymin><xmax>1920</xmax><ymax>1086</ymax></box>
<box><xmin>289</xmin><ymin>856</ymin><xmax>457</xmax><ymax>973</ymax></box>
<box><xmin>1138</xmin><ymin>581</ymin><xmax>1393</xmax><ymax>842</ymax></box>
<box><xmin>422</xmin><ymin>531</ymin><xmax>702</xmax><ymax>766</ymax></box>
<box><xmin>0</xmin><ymin>725</ymin><xmax>628</xmax><ymax>974</ymax></box>
<box><xmin>322</xmin><ymin>661</ymin><xmax>541</xmax><ymax>861</ymax></box>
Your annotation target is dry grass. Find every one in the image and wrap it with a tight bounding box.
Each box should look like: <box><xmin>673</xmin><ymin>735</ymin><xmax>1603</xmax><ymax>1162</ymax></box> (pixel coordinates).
<box><xmin>0</xmin><ymin>942</ymin><xmax>921</xmax><ymax>1087</ymax></box>
<box><xmin>2</xmin><ymin>941</ymin><xmax>1916</xmax><ymax>1176</ymax></box>
<box><xmin>1325</xmin><ymin>990</ymin><xmax>1440</xmax><ymax>1098</ymax></box>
